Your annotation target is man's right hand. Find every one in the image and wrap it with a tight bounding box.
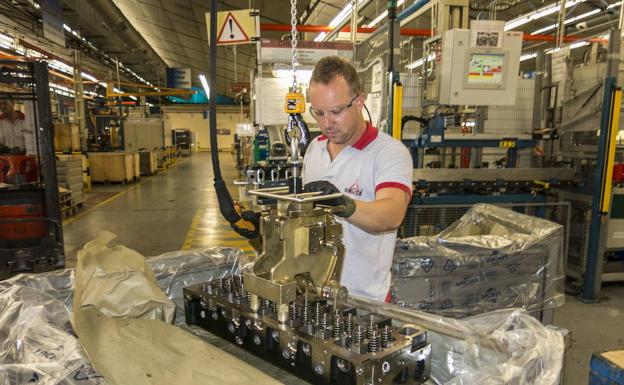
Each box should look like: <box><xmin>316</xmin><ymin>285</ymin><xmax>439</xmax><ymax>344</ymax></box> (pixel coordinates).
<box><xmin>303</xmin><ymin>181</ymin><xmax>356</xmax><ymax>218</ymax></box>
<box><xmin>231</xmin><ymin>210</ymin><xmax>261</xmax><ymax>239</ymax></box>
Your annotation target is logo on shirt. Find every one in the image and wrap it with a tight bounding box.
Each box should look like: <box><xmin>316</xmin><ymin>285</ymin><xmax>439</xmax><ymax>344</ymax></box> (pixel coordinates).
<box><xmin>344</xmin><ymin>179</ymin><xmax>363</xmax><ymax>196</ymax></box>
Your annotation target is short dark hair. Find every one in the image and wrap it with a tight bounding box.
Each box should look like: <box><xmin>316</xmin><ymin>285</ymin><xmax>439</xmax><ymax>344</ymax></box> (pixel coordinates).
<box><xmin>310</xmin><ymin>56</ymin><xmax>361</xmax><ymax>96</ymax></box>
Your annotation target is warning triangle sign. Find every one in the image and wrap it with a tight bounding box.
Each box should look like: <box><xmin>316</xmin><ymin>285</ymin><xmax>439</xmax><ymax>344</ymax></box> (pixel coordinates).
<box><xmin>217</xmin><ymin>12</ymin><xmax>250</xmax><ymax>44</ymax></box>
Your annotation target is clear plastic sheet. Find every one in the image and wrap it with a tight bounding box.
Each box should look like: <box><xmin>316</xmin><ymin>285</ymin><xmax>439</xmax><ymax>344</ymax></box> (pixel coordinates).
<box><xmin>0</xmin><ymin>234</ymin><xmax>565</xmax><ymax>385</ymax></box>
<box><xmin>349</xmin><ymin>296</ymin><xmax>565</xmax><ymax>385</ymax></box>
<box><xmin>393</xmin><ymin>204</ymin><xmax>565</xmax><ymax>318</ymax></box>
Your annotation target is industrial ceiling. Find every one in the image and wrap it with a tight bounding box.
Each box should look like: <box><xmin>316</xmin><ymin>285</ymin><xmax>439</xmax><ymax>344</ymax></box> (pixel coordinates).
<box><xmin>0</xmin><ymin>0</ymin><xmax>622</xmax><ymax>97</ymax></box>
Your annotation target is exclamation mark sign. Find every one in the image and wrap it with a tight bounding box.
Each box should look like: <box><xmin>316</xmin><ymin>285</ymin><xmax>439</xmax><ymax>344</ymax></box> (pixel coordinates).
<box><xmin>228</xmin><ymin>19</ymin><xmax>234</xmax><ymax>39</ymax></box>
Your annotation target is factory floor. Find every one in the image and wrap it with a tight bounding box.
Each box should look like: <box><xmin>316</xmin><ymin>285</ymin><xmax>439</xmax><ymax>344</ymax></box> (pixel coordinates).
<box><xmin>61</xmin><ymin>152</ymin><xmax>624</xmax><ymax>385</ymax></box>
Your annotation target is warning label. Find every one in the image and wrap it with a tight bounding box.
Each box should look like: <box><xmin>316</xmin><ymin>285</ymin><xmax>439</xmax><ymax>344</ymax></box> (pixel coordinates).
<box><xmin>217</xmin><ymin>12</ymin><xmax>249</xmax><ymax>44</ymax></box>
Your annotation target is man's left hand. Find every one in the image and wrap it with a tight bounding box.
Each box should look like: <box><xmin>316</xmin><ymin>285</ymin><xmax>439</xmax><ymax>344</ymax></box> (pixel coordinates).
<box><xmin>303</xmin><ymin>181</ymin><xmax>356</xmax><ymax>218</ymax></box>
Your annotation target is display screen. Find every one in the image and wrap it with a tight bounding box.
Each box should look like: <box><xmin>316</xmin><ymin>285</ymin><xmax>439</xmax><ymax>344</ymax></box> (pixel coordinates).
<box><xmin>467</xmin><ymin>53</ymin><xmax>504</xmax><ymax>85</ymax></box>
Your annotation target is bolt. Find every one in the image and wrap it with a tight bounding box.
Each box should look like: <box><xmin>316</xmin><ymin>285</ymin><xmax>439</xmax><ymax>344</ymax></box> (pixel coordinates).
<box><xmin>234</xmin><ymin>336</ymin><xmax>243</xmax><ymax>345</ymax></box>
<box><xmin>200</xmin><ymin>310</ymin><xmax>206</xmax><ymax>319</ymax></box>
<box><xmin>314</xmin><ymin>363</ymin><xmax>324</xmax><ymax>375</ymax></box>
<box><xmin>228</xmin><ymin>323</ymin><xmax>236</xmax><ymax>334</ymax></box>
<box><xmin>253</xmin><ymin>334</ymin><xmax>262</xmax><ymax>346</ymax></box>
<box><xmin>382</xmin><ymin>361</ymin><xmax>391</xmax><ymax>374</ymax></box>
<box><xmin>211</xmin><ymin>311</ymin><xmax>219</xmax><ymax>320</ymax></box>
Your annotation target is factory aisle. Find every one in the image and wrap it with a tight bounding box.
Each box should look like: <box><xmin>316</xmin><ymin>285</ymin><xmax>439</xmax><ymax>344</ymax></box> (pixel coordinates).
<box><xmin>62</xmin><ymin>152</ymin><xmax>254</xmax><ymax>266</ymax></box>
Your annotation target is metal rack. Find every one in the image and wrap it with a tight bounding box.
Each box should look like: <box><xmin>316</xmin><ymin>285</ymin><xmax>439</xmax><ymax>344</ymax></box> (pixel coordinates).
<box><xmin>0</xmin><ymin>60</ymin><xmax>64</xmax><ymax>279</ymax></box>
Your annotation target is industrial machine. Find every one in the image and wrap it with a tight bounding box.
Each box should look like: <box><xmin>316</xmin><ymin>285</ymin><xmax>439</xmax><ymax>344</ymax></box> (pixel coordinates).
<box><xmin>184</xmin><ymin>186</ymin><xmax>431</xmax><ymax>385</ymax></box>
<box><xmin>0</xmin><ymin>60</ymin><xmax>64</xmax><ymax>279</ymax></box>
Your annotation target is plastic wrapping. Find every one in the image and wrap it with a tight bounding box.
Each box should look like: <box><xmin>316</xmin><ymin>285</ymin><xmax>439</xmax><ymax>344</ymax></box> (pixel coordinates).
<box><xmin>0</xmin><ymin>245</ymin><xmax>246</xmax><ymax>385</ymax></box>
<box><xmin>0</xmin><ymin>233</ymin><xmax>565</xmax><ymax>385</ymax></box>
<box><xmin>393</xmin><ymin>204</ymin><xmax>565</xmax><ymax>318</ymax></box>
<box><xmin>348</xmin><ymin>296</ymin><xmax>565</xmax><ymax>385</ymax></box>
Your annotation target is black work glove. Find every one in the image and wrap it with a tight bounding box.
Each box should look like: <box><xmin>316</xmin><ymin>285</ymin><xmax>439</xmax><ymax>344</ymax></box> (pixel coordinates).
<box><xmin>303</xmin><ymin>181</ymin><xmax>356</xmax><ymax>218</ymax></box>
<box><xmin>231</xmin><ymin>210</ymin><xmax>261</xmax><ymax>239</ymax></box>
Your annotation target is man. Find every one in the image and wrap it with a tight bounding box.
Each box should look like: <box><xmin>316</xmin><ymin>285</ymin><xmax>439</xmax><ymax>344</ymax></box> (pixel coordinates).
<box><xmin>301</xmin><ymin>56</ymin><xmax>413</xmax><ymax>302</ymax></box>
<box><xmin>0</xmin><ymin>99</ymin><xmax>26</xmax><ymax>152</ymax></box>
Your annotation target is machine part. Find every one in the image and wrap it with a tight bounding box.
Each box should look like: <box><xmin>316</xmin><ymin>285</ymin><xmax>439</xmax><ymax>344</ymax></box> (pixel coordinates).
<box><xmin>246</xmin><ymin>188</ymin><xmax>346</xmax><ymax>303</ymax></box>
<box><xmin>382</xmin><ymin>325</ymin><xmax>392</xmax><ymax>349</ymax></box>
<box><xmin>185</xmin><ymin>167</ymin><xmax>430</xmax><ymax>383</ymax></box>
<box><xmin>184</xmin><ymin>276</ymin><xmax>431</xmax><ymax>385</ymax></box>
<box><xmin>332</xmin><ymin>314</ymin><xmax>344</xmax><ymax>339</ymax></box>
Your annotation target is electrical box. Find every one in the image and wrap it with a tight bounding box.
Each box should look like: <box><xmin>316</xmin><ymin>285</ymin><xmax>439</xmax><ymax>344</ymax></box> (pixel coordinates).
<box><xmin>438</xmin><ymin>29</ymin><xmax>522</xmax><ymax>106</ymax></box>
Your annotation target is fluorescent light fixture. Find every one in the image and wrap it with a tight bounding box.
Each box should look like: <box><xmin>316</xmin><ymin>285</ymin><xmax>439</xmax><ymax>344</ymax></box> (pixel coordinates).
<box><xmin>128</xmin><ymin>95</ymin><xmax>138</xmax><ymax>101</ymax></box>
<box><xmin>81</xmin><ymin>72</ymin><xmax>98</xmax><ymax>82</ymax></box>
<box><xmin>199</xmin><ymin>74</ymin><xmax>210</xmax><ymax>98</ymax></box>
<box><xmin>531</xmin><ymin>1</ymin><xmax>621</xmax><ymax>35</ymax></box>
<box><xmin>505</xmin><ymin>0</ymin><xmax>585</xmax><ymax>31</ymax></box>
<box><xmin>531</xmin><ymin>8</ymin><xmax>601</xmax><ymax>35</ymax></box>
<box><xmin>569</xmin><ymin>40</ymin><xmax>589</xmax><ymax>49</ymax></box>
<box><xmin>315</xmin><ymin>0</ymin><xmax>366</xmax><ymax>41</ymax></box>
<box><xmin>63</xmin><ymin>24</ymin><xmax>71</xmax><ymax>32</ymax></box>
<box><xmin>113</xmin><ymin>87</ymin><xmax>123</xmax><ymax>93</ymax></box>
<box><xmin>406</xmin><ymin>54</ymin><xmax>435</xmax><ymax>69</ymax></box>
<box><xmin>272</xmin><ymin>67</ymin><xmax>313</xmax><ymax>83</ymax></box>
<box><xmin>365</xmin><ymin>0</ymin><xmax>404</xmax><ymax>28</ymax></box>
<box><xmin>314</xmin><ymin>32</ymin><xmax>327</xmax><ymax>42</ymax></box>
<box><xmin>520</xmin><ymin>52</ymin><xmax>538</xmax><ymax>61</ymax></box>
<box><xmin>406</xmin><ymin>58</ymin><xmax>424</xmax><ymax>69</ymax></box>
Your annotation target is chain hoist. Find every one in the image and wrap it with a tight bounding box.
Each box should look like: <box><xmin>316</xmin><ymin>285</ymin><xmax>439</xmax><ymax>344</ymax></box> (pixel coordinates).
<box><xmin>284</xmin><ymin>0</ymin><xmax>310</xmax><ymax>186</ymax></box>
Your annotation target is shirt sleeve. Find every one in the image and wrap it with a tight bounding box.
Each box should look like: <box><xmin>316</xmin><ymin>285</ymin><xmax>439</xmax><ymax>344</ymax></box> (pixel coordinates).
<box><xmin>373</xmin><ymin>140</ymin><xmax>413</xmax><ymax>196</ymax></box>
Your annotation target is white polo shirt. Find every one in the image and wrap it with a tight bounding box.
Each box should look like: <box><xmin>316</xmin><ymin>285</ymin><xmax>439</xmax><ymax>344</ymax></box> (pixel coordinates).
<box><xmin>302</xmin><ymin>122</ymin><xmax>413</xmax><ymax>302</ymax></box>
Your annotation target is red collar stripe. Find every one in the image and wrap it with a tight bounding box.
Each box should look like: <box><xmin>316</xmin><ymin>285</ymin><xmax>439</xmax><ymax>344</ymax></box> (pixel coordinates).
<box><xmin>352</xmin><ymin>122</ymin><xmax>378</xmax><ymax>150</ymax></box>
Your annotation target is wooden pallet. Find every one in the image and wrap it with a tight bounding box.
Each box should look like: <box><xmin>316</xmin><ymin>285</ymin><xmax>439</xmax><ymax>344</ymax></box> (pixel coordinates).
<box><xmin>61</xmin><ymin>204</ymin><xmax>79</xmax><ymax>218</ymax></box>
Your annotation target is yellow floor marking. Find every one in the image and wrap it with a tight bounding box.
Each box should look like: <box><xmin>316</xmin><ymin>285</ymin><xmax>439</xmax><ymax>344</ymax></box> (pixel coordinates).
<box><xmin>181</xmin><ymin>207</ymin><xmax>203</xmax><ymax>250</ymax></box>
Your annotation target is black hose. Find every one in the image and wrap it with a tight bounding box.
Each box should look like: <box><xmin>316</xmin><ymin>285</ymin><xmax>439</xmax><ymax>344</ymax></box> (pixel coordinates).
<box><xmin>209</xmin><ymin>0</ymin><xmax>241</xmax><ymax>225</ymax></box>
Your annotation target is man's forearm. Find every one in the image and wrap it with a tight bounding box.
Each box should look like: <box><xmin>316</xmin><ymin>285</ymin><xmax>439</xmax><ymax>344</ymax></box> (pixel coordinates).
<box><xmin>346</xmin><ymin>198</ymin><xmax>407</xmax><ymax>233</ymax></box>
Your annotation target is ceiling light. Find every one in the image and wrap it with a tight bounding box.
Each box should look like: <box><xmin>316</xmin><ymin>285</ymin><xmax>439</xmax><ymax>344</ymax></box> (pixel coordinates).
<box><xmin>81</xmin><ymin>72</ymin><xmax>98</xmax><ymax>82</ymax></box>
<box><xmin>272</xmin><ymin>66</ymin><xmax>313</xmax><ymax>83</ymax></box>
<box><xmin>531</xmin><ymin>8</ymin><xmax>600</xmax><ymax>35</ymax></box>
<box><xmin>199</xmin><ymin>74</ymin><xmax>210</xmax><ymax>98</ymax></box>
<box><xmin>520</xmin><ymin>52</ymin><xmax>538</xmax><ymax>61</ymax></box>
<box><xmin>315</xmin><ymin>0</ymin><xmax>366</xmax><ymax>41</ymax></box>
<box><xmin>504</xmin><ymin>0</ymin><xmax>586</xmax><ymax>31</ymax></box>
<box><xmin>365</xmin><ymin>0</ymin><xmax>404</xmax><ymax>28</ymax></box>
<box><xmin>314</xmin><ymin>32</ymin><xmax>327</xmax><ymax>42</ymax></box>
<box><xmin>406</xmin><ymin>54</ymin><xmax>435</xmax><ymax>69</ymax></box>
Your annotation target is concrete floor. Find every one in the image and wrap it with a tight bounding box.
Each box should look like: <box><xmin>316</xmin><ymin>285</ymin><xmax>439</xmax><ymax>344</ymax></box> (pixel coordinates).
<box><xmin>62</xmin><ymin>152</ymin><xmax>624</xmax><ymax>384</ymax></box>
<box><xmin>62</xmin><ymin>152</ymin><xmax>252</xmax><ymax>266</ymax></box>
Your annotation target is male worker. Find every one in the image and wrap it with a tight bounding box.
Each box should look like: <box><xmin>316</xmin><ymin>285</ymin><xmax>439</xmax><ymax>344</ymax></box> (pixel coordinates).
<box><xmin>301</xmin><ymin>56</ymin><xmax>413</xmax><ymax>302</ymax></box>
<box><xmin>0</xmin><ymin>99</ymin><xmax>26</xmax><ymax>152</ymax></box>
<box><xmin>232</xmin><ymin>56</ymin><xmax>413</xmax><ymax>302</ymax></box>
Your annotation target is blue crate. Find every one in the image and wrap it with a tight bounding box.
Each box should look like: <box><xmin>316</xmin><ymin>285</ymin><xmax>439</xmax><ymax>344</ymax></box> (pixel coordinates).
<box><xmin>590</xmin><ymin>351</ymin><xmax>624</xmax><ymax>385</ymax></box>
